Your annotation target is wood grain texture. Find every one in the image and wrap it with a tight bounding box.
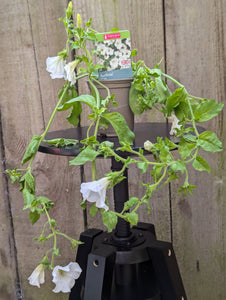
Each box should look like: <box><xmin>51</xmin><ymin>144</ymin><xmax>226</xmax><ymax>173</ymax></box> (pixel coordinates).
<box><xmin>71</xmin><ymin>0</ymin><xmax>170</xmax><ymax>238</ymax></box>
<box><xmin>0</xmin><ymin>0</ymin><xmax>83</xmax><ymax>299</ymax></box>
<box><xmin>73</xmin><ymin>0</ymin><xmax>166</xmax><ymax>124</ymax></box>
<box><xmin>0</xmin><ymin>126</ymin><xmax>19</xmax><ymax>300</ymax></box>
<box><xmin>0</xmin><ymin>0</ymin><xmax>225</xmax><ymax>299</ymax></box>
<box><xmin>165</xmin><ymin>0</ymin><xmax>226</xmax><ymax>298</ymax></box>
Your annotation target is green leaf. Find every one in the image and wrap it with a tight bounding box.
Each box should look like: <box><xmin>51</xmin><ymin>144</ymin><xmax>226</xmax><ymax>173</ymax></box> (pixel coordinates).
<box><xmin>166</xmin><ymin>88</ymin><xmax>188</xmax><ymax>115</ymax></box>
<box><xmin>124</xmin><ymin>211</ymin><xmax>138</xmax><ymax>226</ymax></box>
<box><xmin>58</xmin><ymin>85</ymin><xmax>77</xmax><ymax>105</ymax></box>
<box><xmin>170</xmin><ymin>160</ymin><xmax>186</xmax><ymax>174</ymax></box>
<box><xmin>198</xmin><ymin>131</ymin><xmax>222</xmax><ymax>152</ymax></box>
<box><xmin>21</xmin><ymin>135</ymin><xmax>41</xmax><ymax>165</ymax></box>
<box><xmin>67</xmin><ymin>101</ymin><xmax>82</xmax><ymax>126</ymax></box>
<box><xmin>37</xmin><ymin>196</ymin><xmax>54</xmax><ymax>210</ymax></box>
<box><xmin>131</xmin><ymin>49</ymin><xmax>137</xmax><ymax>57</ymax></box>
<box><xmin>123</xmin><ymin>197</ymin><xmax>139</xmax><ymax>211</ymax></box>
<box><xmin>178</xmin><ymin>184</ymin><xmax>196</xmax><ymax>196</ymax></box>
<box><xmin>29</xmin><ymin>211</ymin><xmax>40</xmax><ymax>225</ymax></box>
<box><xmin>192</xmin><ymin>155</ymin><xmax>211</xmax><ymax>173</ymax></box>
<box><xmin>101</xmin><ymin>210</ymin><xmax>118</xmax><ymax>232</ymax></box>
<box><xmin>174</xmin><ymin>100</ymin><xmax>191</xmax><ymax>120</ymax></box>
<box><xmin>129</xmin><ymin>83</ymin><xmax>144</xmax><ymax>115</ymax></box>
<box><xmin>50</xmin><ymin>219</ymin><xmax>56</xmax><ymax>227</ymax></box>
<box><xmin>90</xmin><ymin>204</ymin><xmax>99</xmax><ymax>216</ymax></box>
<box><xmin>151</xmin><ymin>165</ymin><xmax>163</xmax><ymax>182</ymax></box>
<box><xmin>155</xmin><ymin>76</ymin><xmax>171</xmax><ymax>104</ymax></box>
<box><xmin>80</xmin><ymin>200</ymin><xmax>86</xmax><ymax>210</ymax></box>
<box><xmin>6</xmin><ymin>168</ymin><xmax>22</xmax><ymax>183</ymax></box>
<box><xmin>194</xmin><ymin>99</ymin><xmax>224</xmax><ymax>123</ymax></box>
<box><xmin>178</xmin><ymin>138</ymin><xmax>196</xmax><ymax>159</ymax></box>
<box><xmin>20</xmin><ymin>170</ymin><xmax>35</xmax><ymax>193</ymax></box>
<box><xmin>137</xmin><ymin>161</ymin><xmax>148</xmax><ymax>174</ymax></box>
<box><xmin>52</xmin><ymin>248</ymin><xmax>60</xmax><ymax>256</ymax></box>
<box><xmin>57</xmin><ymin>95</ymin><xmax>96</xmax><ymax>111</ymax></box>
<box><xmin>22</xmin><ymin>188</ymin><xmax>35</xmax><ymax>207</ymax></box>
<box><xmin>43</xmin><ymin>138</ymin><xmax>78</xmax><ymax>147</ymax></box>
<box><xmin>101</xmin><ymin>112</ymin><xmax>135</xmax><ymax>145</ymax></box>
<box><xmin>69</xmin><ymin>145</ymin><xmax>99</xmax><ymax>165</ymax></box>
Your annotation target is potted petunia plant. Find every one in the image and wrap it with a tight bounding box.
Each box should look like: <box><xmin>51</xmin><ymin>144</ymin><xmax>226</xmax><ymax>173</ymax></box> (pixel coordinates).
<box><xmin>6</xmin><ymin>1</ymin><xmax>224</xmax><ymax>293</ymax></box>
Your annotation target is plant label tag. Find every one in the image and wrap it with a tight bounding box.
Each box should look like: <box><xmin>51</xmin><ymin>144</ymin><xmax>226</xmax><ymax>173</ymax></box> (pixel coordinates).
<box><xmin>95</xmin><ymin>30</ymin><xmax>133</xmax><ymax>80</ymax></box>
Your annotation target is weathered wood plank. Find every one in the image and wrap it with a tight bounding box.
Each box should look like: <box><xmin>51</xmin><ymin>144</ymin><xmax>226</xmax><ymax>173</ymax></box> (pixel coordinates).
<box><xmin>72</xmin><ymin>0</ymin><xmax>170</xmax><ymax>239</ymax></box>
<box><xmin>0</xmin><ymin>122</ymin><xmax>19</xmax><ymax>300</ymax></box>
<box><xmin>73</xmin><ymin>0</ymin><xmax>166</xmax><ymax>123</ymax></box>
<box><xmin>0</xmin><ymin>0</ymin><xmax>83</xmax><ymax>299</ymax></box>
<box><xmin>165</xmin><ymin>0</ymin><xmax>226</xmax><ymax>298</ymax></box>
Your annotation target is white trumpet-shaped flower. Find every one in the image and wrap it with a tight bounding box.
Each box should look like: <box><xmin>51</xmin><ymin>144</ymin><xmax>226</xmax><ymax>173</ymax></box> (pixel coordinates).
<box><xmin>46</xmin><ymin>56</ymin><xmax>66</xmax><ymax>79</ymax></box>
<box><xmin>80</xmin><ymin>177</ymin><xmax>110</xmax><ymax>211</ymax></box>
<box><xmin>28</xmin><ymin>264</ymin><xmax>45</xmax><ymax>288</ymax></box>
<box><xmin>52</xmin><ymin>262</ymin><xmax>82</xmax><ymax>293</ymax></box>
<box><xmin>169</xmin><ymin>113</ymin><xmax>182</xmax><ymax>135</ymax></box>
<box><xmin>64</xmin><ymin>60</ymin><xmax>79</xmax><ymax>85</ymax></box>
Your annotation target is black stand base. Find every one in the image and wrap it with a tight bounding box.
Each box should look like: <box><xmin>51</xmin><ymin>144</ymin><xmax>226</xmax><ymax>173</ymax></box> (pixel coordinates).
<box><xmin>69</xmin><ymin>222</ymin><xmax>187</xmax><ymax>300</ymax></box>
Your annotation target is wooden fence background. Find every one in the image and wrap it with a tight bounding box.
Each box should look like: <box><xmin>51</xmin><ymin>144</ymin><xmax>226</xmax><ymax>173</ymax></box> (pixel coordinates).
<box><xmin>0</xmin><ymin>0</ymin><xmax>225</xmax><ymax>299</ymax></box>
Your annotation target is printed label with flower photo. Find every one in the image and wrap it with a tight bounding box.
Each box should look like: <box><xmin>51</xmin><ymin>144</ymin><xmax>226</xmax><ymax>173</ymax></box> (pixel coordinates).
<box><xmin>95</xmin><ymin>30</ymin><xmax>133</xmax><ymax>80</ymax></box>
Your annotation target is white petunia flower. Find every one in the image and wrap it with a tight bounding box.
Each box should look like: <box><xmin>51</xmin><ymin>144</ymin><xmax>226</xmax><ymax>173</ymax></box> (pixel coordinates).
<box><xmin>169</xmin><ymin>113</ymin><xmax>182</xmax><ymax>135</ymax></box>
<box><xmin>106</xmin><ymin>47</ymin><xmax>114</xmax><ymax>56</ymax></box>
<box><xmin>64</xmin><ymin>60</ymin><xmax>79</xmax><ymax>85</ymax></box>
<box><xmin>52</xmin><ymin>262</ymin><xmax>82</xmax><ymax>293</ymax></box>
<box><xmin>28</xmin><ymin>264</ymin><xmax>45</xmax><ymax>288</ymax></box>
<box><xmin>80</xmin><ymin>177</ymin><xmax>110</xmax><ymax>211</ymax></box>
<box><xmin>96</xmin><ymin>43</ymin><xmax>108</xmax><ymax>54</ymax></box>
<box><xmin>110</xmin><ymin>57</ymin><xmax>119</xmax><ymax>70</ymax></box>
<box><xmin>46</xmin><ymin>56</ymin><xmax>66</xmax><ymax>79</ymax></box>
<box><xmin>125</xmin><ymin>38</ymin><xmax>131</xmax><ymax>47</ymax></box>
<box><xmin>115</xmin><ymin>51</ymin><xmax>123</xmax><ymax>58</ymax></box>
<box><xmin>121</xmin><ymin>49</ymin><xmax>131</xmax><ymax>59</ymax></box>
<box><xmin>115</xmin><ymin>39</ymin><xmax>123</xmax><ymax>49</ymax></box>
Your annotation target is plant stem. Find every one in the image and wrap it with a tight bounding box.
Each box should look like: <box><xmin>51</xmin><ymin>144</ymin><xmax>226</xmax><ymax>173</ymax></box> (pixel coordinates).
<box><xmin>27</xmin><ymin>83</ymin><xmax>70</xmax><ymax>169</ymax></box>
<box><xmin>162</xmin><ymin>73</ymin><xmax>184</xmax><ymax>88</ymax></box>
<box><xmin>88</xmin><ymin>78</ymin><xmax>100</xmax><ymax>109</ymax></box>
<box><xmin>43</xmin><ymin>204</ymin><xmax>57</xmax><ymax>269</ymax></box>
<box><xmin>188</xmin><ymin>94</ymin><xmax>204</xmax><ymax>101</ymax></box>
<box><xmin>93</xmin><ymin>77</ymin><xmax>111</xmax><ymax>99</ymax></box>
<box><xmin>43</xmin><ymin>83</ymin><xmax>70</xmax><ymax>137</ymax></box>
<box><xmin>187</xmin><ymin>98</ymin><xmax>200</xmax><ymax>137</ymax></box>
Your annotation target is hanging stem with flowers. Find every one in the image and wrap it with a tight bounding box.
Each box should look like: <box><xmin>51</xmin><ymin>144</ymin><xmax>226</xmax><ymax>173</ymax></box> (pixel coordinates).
<box><xmin>6</xmin><ymin>1</ymin><xmax>223</xmax><ymax>293</ymax></box>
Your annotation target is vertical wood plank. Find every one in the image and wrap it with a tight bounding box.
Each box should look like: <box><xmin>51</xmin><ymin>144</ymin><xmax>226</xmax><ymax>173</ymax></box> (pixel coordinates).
<box><xmin>0</xmin><ymin>122</ymin><xmax>19</xmax><ymax>300</ymax></box>
<box><xmin>72</xmin><ymin>0</ymin><xmax>171</xmax><ymax>241</ymax></box>
<box><xmin>0</xmin><ymin>0</ymin><xmax>83</xmax><ymax>299</ymax></box>
<box><xmin>165</xmin><ymin>0</ymin><xmax>226</xmax><ymax>298</ymax></box>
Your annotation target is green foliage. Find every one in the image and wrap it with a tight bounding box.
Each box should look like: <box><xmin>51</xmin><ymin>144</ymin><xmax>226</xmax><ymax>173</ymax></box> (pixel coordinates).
<box><xmin>5</xmin><ymin>1</ymin><xmax>224</xmax><ymax>282</ymax></box>
<box><xmin>166</xmin><ymin>88</ymin><xmax>187</xmax><ymax>115</ymax></box>
<box><xmin>21</xmin><ymin>135</ymin><xmax>42</xmax><ymax>165</ymax></box>
<box><xmin>123</xmin><ymin>197</ymin><xmax>139</xmax><ymax>211</ymax></box>
<box><xmin>198</xmin><ymin>131</ymin><xmax>222</xmax><ymax>152</ymax></box>
<box><xmin>101</xmin><ymin>210</ymin><xmax>118</xmax><ymax>232</ymax></box>
<box><xmin>43</xmin><ymin>138</ymin><xmax>78</xmax><ymax>147</ymax></box>
<box><xmin>192</xmin><ymin>155</ymin><xmax>211</xmax><ymax>173</ymax></box>
<box><xmin>194</xmin><ymin>99</ymin><xmax>224</xmax><ymax>122</ymax></box>
<box><xmin>6</xmin><ymin>168</ymin><xmax>22</xmax><ymax>183</ymax></box>
<box><xmin>101</xmin><ymin>112</ymin><xmax>135</xmax><ymax>144</ymax></box>
<box><xmin>69</xmin><ymin>145</ymin><xmax>99</xmax><ymax>165</ymax></box>
<box><xmin>58</xmin><ymin>95</ymin><xmax>96</xmax><ymax>111</ymax></box>
<box><xmin>124</xmin><ymin>211</ymin><xmax>138</xmax><ymax>226</ymax></box>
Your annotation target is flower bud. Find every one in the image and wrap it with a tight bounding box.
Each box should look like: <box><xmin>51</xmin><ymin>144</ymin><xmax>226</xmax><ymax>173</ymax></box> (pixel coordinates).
<box><xmin>67</xmin><ymin>1</ymin><xmax>72</xmax><ymax>12</ymax></box>
<box><xmin>77</xmin><ymin>13</ymin><xmax>82</xmax><ymax>28</ymax></box>
<box><xmin>144</xmin><ymin>140</ymin><xmax>153</xmax><ymax>151</ymax></box>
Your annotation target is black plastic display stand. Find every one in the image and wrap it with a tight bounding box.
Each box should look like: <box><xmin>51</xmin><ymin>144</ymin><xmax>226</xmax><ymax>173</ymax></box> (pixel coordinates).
<box><xmin>39</xmin><ymin>123</ymin><xmax>187</xmax><ymax>300</ymax></box>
